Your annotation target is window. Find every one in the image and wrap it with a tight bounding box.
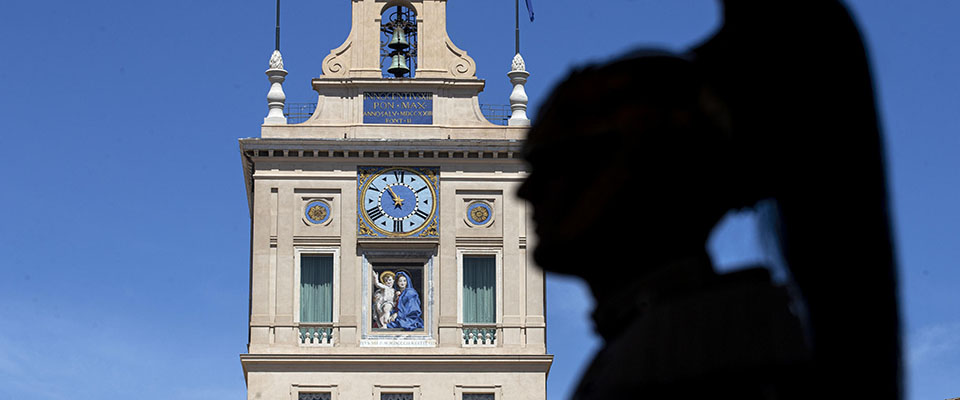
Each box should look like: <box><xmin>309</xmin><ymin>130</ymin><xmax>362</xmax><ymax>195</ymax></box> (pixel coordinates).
<box><xmin>299</xmin><ymin>394</ymin><xmax>331</xmax><ymax>400</ymax></box>
<box><xmin>373</xmin><ymin>385</ymin><xmax>419</xmax><ymax>400</ymax></box>
<box><xmin>462</xmin><ymin>395</ymin><xmax>494</xmax><ymax>400</ymax></box>
<box><xmin>462</xmin><ymin>255</ymin><xmax>496</xmax><ymax>324</ymax></box>
<box><xmin>292</xmin><ymin>384</ymin><xmax>337</xmax><ymax>400</ymax></box>
<box><xmin>300</xmin><ymin>255</ymin><xmax>334</xmax><ymax>323</ymax></box>
<box><xmin>381</xmin><ymin>394</ymin><xmax>413</xmax><ymax>400</ymax></box>
<box><xmin>455</xmin><ymin>385</ymin><xmax>500</xmax><ymax>400</ymax></box>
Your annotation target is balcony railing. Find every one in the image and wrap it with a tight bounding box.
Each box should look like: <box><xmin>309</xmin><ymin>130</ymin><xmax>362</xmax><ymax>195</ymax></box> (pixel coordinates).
<box><xmin>284</xmin><ymin>103</ymin><xmax>316</xmax><ymax>124</ymax></box>
<box><xmin>462</xmin><ymin>325</ymin><xmax>497</xmax><ymax>346</ymax></box>
<box><xmin>479</xmin><ymin>104</ymin><xmax>510</xmax><ymax>126</ymax></box>
<box><xmin>298</xmin><ymin>323</ymin><xmax>334</xmax><ymax>346</ymax></box>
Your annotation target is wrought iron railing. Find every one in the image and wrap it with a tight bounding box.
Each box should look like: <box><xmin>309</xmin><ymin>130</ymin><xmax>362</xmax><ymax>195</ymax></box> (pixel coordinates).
<box><xmin>284</xmin><ymin>103</ymin><xmax>316</xmax><ymax>124</ymax></box>
<box><xmin>480</xmin><ymin>104</ymin><xmax>510</xmax><ymax>126</ymax></box>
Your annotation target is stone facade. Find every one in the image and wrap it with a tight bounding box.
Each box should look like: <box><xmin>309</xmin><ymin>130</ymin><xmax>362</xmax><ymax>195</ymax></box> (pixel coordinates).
<box><xmin>239</xmin><ymin>1</ymin><xmax>551</xmax><ymax>399</ymax></box>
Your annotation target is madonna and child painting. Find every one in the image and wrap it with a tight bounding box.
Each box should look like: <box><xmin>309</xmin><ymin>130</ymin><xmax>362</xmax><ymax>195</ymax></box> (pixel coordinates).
<box><xmin>371</xmin><ymin>266</ymin><xmax>423</xmax><ymax>331</ymax></box>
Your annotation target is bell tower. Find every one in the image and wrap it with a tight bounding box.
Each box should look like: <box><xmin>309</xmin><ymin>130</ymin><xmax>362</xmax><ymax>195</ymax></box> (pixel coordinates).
<box><xmin>239</xmin><ymin>0</ymin><xmax>549</xmax><ymax>399</ymax></box>
<box><xmin>320</xmin><ymin>0</ymin><xmax>478</xmax><ymax>80</ymax></box>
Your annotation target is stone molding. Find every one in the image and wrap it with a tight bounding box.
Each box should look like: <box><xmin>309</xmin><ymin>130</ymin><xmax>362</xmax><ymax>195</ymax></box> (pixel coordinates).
<box><xmin>444</xmin><ymin>37</ymin><xmax>476</xmax><ymax>78</ymax></box>
<box><xmin>239</xmin><ymin>139</ymin><xmax>525</xmax><ymax>161</ymax></box>
<box><xmin>241</xmin><ymin>354</ymin><xmax>553</xmax><ymax>374</ymax></box>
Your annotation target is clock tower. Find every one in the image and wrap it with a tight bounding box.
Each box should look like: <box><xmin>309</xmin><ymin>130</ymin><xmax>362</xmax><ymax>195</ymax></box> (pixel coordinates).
<box><xmin>239</xmin><ymin>1</ymin><xmax>550</xmax><ymax>399</ymax></box>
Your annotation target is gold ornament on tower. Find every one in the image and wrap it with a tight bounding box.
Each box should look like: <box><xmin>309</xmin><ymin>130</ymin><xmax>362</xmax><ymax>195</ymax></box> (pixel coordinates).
<box><xmin>308</xmin><ymin>204</ymin><xmax>328</xmax><ymax>222</ymax></box>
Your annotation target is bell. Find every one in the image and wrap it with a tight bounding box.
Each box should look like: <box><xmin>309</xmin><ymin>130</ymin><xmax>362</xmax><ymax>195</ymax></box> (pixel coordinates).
<box><xmin>388</xmin><ymin>26</ymin><xmax>410</xmax><ymax>51</ymax></box>
<box><xmin>388</xmin><ymin>53</ymin><xmax>410</xmax><ymax>77</ymax></box>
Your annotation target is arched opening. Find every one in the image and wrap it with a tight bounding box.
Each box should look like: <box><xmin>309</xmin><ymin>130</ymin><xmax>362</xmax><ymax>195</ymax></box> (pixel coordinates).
<box><xmin>380</xmin><ymin>4</ymin><xmax>417</xmax><ymax>78</ymax></box>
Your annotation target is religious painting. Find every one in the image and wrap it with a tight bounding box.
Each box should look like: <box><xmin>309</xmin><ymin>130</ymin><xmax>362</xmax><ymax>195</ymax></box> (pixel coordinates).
<box><xmin>370</xmin><ymin>263</ymin><xmax>424</xmax><ymax>331</ymax></box>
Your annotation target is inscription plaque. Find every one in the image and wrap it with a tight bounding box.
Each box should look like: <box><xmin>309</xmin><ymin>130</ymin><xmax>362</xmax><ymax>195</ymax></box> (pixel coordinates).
<box><xmin>363</xmin><ymin>92</ymin><xmax>433</xmax><ymax>125</ymax></box>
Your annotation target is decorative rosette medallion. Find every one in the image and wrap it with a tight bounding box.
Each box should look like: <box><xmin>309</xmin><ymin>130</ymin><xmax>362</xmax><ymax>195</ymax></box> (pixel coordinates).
<box><xmin>304</xmin><ymin>200</ymin><xmax>331</xmax><ymax>225</ymax></box>
<box><xmin>466</xmin><ymin>201</ymin><xmax>493</xmax><ymax>226</ymax></box>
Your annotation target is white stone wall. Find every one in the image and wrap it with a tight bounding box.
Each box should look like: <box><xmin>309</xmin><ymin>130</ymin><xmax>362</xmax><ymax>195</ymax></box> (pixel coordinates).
<box><xmin>245</xmin><ymin>155</ymin><xmax>544</xmax><ymax>352</ymax></box>
<box><xmin>241</xmin><ymin>148</ymin><xmax>549</xmax><ymax>399</ymax></box>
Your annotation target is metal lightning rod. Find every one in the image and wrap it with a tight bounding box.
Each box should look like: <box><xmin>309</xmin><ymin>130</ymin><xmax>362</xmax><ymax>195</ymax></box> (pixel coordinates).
<box><xmin>515</xmin><ymin>0</ymin><xmax>520</xmax><ymax>54</ymax></box>
<box><xmin>275</xmin><ymin>0</ymin><xmax>281</xmax><ymax>51</ymax></box>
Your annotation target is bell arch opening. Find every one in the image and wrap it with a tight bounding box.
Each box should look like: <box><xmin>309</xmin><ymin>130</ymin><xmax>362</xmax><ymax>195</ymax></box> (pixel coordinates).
<box><xmin>380</xmin><ymin>4</ymin><xmax>418</xmax><ymax>78</ymax></box>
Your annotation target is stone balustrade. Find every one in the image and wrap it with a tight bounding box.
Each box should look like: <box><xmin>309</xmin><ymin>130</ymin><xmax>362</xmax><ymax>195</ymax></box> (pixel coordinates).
<box><xmin>462</xmin><ymin>325</ymin><xmax>497</xmax><ymax>346</ymax></box>
<box><xmin>298</xmin><ymin>324</ymin><xmax>334</xmax><ymax>345</ymax></box>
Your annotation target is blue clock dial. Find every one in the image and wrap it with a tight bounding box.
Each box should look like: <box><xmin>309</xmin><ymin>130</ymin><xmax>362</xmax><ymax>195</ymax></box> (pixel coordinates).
<box><xmin>359</xmin><ymin>166</ymin><xmax>437</xmax><ymax>237</ymax></box>
<box><xmin>382</xmin><ymin>184</ymin><xmax>417</xmax><ymax>219</ymax></box>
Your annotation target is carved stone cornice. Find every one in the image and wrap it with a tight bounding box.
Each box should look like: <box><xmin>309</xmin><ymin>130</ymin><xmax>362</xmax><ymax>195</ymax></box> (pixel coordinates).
<box><xmin>238</xmin><ymin>138</ymin><xmax>527</xmax><ymax>215</ymax></box>
<box><xmin>239</xmin><ymin>138</ymin><xmax>524</xmax><ymax>157</ymax></box>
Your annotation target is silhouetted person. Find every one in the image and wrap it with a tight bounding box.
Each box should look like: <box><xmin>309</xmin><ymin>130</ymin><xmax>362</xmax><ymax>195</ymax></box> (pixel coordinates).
<box><xmin>519</xmin><ymin>1</ymin><xmax>901</xmax><ymax>399</ymax></box>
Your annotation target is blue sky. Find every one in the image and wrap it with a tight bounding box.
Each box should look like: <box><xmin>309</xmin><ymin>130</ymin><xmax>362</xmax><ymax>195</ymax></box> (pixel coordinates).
<box><xmin>0</xmin><ymin>1</ymin><xmax>957</xmax><ymax>399</ymax></box>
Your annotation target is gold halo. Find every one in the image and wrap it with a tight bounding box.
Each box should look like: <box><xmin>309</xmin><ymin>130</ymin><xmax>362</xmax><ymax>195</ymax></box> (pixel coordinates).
<box><xmin>379</xmin><ymin>270</ymin><xmax>396</xmax><ymax>285</ymax></box>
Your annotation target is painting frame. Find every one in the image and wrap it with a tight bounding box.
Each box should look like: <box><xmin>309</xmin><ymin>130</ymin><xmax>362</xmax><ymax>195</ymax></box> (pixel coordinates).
<box><xmin>360</xmin><ymin>248</ymin><xmax>435</xmax><ymax>347</ymax></box>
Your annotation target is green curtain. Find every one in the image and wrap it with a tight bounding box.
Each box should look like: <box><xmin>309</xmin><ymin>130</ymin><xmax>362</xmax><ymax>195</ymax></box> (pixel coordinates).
<box><xmin>301</xmin><ymin>255</ymin><xmax>333</xmax><ymax>323</ymax></box>
<box><xmin>463</xmin><ymin>256</ymin><xmax>496</xmax><ymax>324</ymax></box>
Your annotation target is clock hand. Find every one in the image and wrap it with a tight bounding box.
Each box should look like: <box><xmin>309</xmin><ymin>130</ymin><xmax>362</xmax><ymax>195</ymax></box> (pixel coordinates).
<box><xmin>384</xmin><ymin>185</ymin><xmax>405</xmax><ymax>207</ymax></box>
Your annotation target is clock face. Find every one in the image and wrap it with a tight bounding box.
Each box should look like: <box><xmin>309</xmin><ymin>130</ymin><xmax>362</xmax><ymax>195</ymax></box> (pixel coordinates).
<box><xmin>358</xmin><ymin>166</ymin><xmax>438</xmax><ymax>237</ymax></box>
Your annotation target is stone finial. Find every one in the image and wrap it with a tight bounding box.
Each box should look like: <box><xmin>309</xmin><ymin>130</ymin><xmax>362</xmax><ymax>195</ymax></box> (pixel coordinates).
<box><xmin>264</xmin><ymin>50</ymin><xmax>288</xmax><ymax>124</ymax></box>
<box><xmin>508</xmin><ymin>53</ymin><xmax>530</xmax><ymax>126</ymax></box>
<box><xmin>511</xmin><ymin>53</ymin><xmax>526</xmax><ymax>72</ymax></box>
<box><xmin>269</xmin><ymin>49</ymin><xmax>284</xmax><ymax>70</ymax></box>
